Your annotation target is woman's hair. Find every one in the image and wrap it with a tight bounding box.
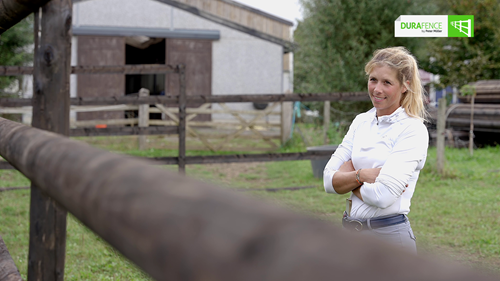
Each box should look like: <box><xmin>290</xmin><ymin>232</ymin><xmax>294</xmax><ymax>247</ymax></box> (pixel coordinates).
<box><xmin>364</xmin><ymin>46</ymin><xmax>427</xmax><ymax>121</ymax></box>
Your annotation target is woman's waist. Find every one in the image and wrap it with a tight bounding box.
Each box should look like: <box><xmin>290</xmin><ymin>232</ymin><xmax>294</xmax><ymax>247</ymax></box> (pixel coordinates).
<box><xmin>349</xmin><ymin>196</ymin><xmax>409</xmax><ymax>220</ymax></box>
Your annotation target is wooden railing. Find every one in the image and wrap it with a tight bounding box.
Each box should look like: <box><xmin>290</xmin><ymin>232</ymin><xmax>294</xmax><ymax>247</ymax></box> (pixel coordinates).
<box><xmin>0</xmin><ymin>117</ymin><xmax>498</xmax><ymax>281</ymax></box>
<box><xmin>1</xmin><ymin>1</ymin><xmax>498</xmax><ymax>280</ymax></box>
<box><xmin>0</xmin><ymin>91</ymin><xmax>369</xmax><ymax>152</ymax></box>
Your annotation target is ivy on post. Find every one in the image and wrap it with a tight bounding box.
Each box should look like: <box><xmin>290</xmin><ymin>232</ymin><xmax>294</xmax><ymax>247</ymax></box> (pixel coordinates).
<box><xmin>28</xmin><ymin>0</ymin><xmax>72</xmax><ymax>280</ymax></box>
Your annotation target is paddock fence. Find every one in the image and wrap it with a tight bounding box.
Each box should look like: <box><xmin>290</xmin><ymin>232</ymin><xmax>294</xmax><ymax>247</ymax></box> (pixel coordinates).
<box><xmin>0</xmin><ymin>89</ymin><xmax>371</xmax><ymax>171</ymax></box>
<box><xmin>1</xmin><ymin>1</ymin><xmax>498</xmax><ymax>280</ymax></box>
<box><xmin>0</xmin><ymin>117</ymin><xmax>498</xmax><ymax>281</ymax></box>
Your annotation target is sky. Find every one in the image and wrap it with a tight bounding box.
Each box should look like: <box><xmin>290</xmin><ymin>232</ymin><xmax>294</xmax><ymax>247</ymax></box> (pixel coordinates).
<box><xmin>233</xmin><ymin>0</ymin><xmax>303</xmax><ymax>28</ymax></box>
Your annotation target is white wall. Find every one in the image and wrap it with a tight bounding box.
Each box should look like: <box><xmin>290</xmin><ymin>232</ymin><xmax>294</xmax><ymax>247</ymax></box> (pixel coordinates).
<box><xmin>74</xmin><ymin>0</ymin><xmax>172</xmax><ymax>28</ymax></box>
<box><xmin>73</xmin><ymin>0</ymin><xmax>284</xmax><ymax>122</ymax></box>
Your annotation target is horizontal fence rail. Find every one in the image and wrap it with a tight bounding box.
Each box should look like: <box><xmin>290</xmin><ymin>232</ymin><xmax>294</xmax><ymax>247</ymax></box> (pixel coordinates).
<box><xmin>0</xmin><ymin>64</ymin><xmax>178</xmax><ymax>76</ymax></box>
<box><xmin>151</xmin><ymin>151</ymin><xmax>335</xmax><ymax>165</ymax></box>
<box><xmin>0</xmin><ymin>0</ymin><xmax>50</xmax><ymax>34</ymax></box>
<box><xmin>70</xmin><ymin>126</ymin><xmax>179</xmax><ymax>137</ymax></box>
<box><xmin>0</xmin><ymin>150</ymin><xmax>333</xmax><ymax>169</ymax></box>
<box><xmin>0</xmin><ymin>92</ymin><xmax>370</xmax><ymax>107</ymax></box>
<box><xmin>0</xmin><ymin>117</ymin><xmax>497</xmax><ymax>281</ymax></box>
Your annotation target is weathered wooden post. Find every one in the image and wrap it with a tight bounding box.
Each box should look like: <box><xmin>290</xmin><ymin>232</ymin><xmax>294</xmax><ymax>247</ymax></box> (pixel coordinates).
<box><xmin>29</xmin><ymin>0</ymin><xmax>72</xmax><ymax>280</ymax></box>
<box><xmin>138</xmin><ymin>88</ymin><xmax>150</xmax><ymax>150</ymax></box>
<box><xmin>323</xmin><ymin>101</ymin><xmax>330</xmax><ymax>144</ymax></box>
<box><xmin>437</xmin><ymin>98</ymin><xmax>446</xmax><ymax>175</ymax></box>
<box><xmin>280</xmin><ymin>93</ymin><xmax>293</xmax><ymax>145</ymax></box>
<box><xmin>469</xmin><ymin>93</ymin><xmax>475</xmax><ymax>157</ymax></box>
<box><xmin>178</xmin><ymin>64</ymin><xmax>186</xmax><ymax>174</ymax></box>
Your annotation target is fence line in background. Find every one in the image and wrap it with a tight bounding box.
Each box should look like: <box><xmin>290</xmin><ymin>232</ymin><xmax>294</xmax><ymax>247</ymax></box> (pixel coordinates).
<box><xmin>0</xmin><ymin>92</ymin><xmax>367</xmax><ymax>151</ymax></box>
<box><xmin>0</xmin><ymin>92</ymin><xmax>369</xmax><ymax>107</ymax></box>
<box><xmin>0</xmin><ymin>150</ymin><xmax>334</xmax><ymax>170</ymax></box>
<box><xmin>0</xmin><ymin>64</ymin><xmax>178</xmax><ymax>76</ymax></box>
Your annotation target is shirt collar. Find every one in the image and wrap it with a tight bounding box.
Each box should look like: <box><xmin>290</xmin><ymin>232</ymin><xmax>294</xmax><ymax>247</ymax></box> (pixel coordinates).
<box><xmin>371</xmin><ymin>107</ymin><xmax>409</xmax><ymax>124</ymax></box>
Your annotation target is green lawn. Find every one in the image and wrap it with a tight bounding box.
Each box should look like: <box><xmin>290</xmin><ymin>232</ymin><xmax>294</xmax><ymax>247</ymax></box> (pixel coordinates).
<box><xmin>1</xmin><ymin>127</ymin><xmax>500</xmax><ymax>278</ymax></box>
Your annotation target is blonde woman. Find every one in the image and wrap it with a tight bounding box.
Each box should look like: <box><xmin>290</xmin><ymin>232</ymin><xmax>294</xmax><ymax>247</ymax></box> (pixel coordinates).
<box><xmin>323</xmin><ymin>47</ymin><xmax>428</xmax><ymax>253</ymax></box>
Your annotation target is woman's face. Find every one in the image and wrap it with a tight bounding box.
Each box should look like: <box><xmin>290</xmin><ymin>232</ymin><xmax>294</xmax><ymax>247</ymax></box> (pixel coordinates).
<box><xmin>368</xmin><ymin>65</ymin><xmax>407</xmax><ymax>117</ymax></box>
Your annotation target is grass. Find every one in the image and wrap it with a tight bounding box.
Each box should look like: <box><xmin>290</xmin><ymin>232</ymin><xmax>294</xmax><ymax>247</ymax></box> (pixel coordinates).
<box><xmin>1</xmin><ymin>124</ymin><xmax>500</xmax><ymax>278</ymax></box>
<box><xmin>0</xmin><ymin>190</ymin><xmax>151</xmax><ymax>280</ymax></box>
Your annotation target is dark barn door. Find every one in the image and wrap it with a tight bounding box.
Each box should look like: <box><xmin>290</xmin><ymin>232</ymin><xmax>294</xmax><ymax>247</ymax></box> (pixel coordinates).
<box><xmin>77</xmin><ymin>36</ymin><xmax>125</xmax><ymax>121</ymax></box>
<box><xmin>166</xmin><ymin>39</ymin><xmax>212</xmax><ymax>121</ymax></box>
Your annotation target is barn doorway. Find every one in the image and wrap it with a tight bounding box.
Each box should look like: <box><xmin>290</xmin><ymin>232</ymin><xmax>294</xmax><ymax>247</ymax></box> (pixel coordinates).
<box><xmin>125</xmin><ymin>37</ymin><xmax>166</xmax><ymax>120</ymax></box>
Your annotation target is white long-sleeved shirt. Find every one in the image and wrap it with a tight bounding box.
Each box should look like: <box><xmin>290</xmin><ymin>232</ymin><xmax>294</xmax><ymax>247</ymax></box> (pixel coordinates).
<box><xmin>323</xmin><ymin>107</ymin><xmax>428</xmax><ymax>220</ymax></box>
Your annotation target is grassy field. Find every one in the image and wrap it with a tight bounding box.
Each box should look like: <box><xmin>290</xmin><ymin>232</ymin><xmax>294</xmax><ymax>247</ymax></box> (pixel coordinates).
<box><xmin>1</xmin><ymin>124</ymin><xmax>500</xmax><ymax>279</ymax></box>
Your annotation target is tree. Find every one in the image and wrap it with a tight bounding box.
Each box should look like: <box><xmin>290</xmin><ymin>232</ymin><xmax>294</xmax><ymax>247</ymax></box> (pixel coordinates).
<box><xmin>294</xmin><ymin>0</ymin><xmax>436</xmax><ymax>94</ymax></box>
<box><xmin>293</xmin><ymin>0</ymin><xmax>437</xmax><ymax>131</ymax></box>
<box><xmin>0</xmin><ymin>17</ymin><xmax>33</xmax><ymax>97</ymax></box>
<box><xmin>420</xmin><ymin>0</ymin><xmax>500</xmax><ymax>88</ymax></box>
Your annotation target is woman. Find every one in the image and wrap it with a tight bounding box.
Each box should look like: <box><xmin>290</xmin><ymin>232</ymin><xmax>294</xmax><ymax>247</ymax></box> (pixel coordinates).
<box><xmin>323</xmin><ymin>46</ymin><xmax>428</xmax><ymax>253</ymax></box>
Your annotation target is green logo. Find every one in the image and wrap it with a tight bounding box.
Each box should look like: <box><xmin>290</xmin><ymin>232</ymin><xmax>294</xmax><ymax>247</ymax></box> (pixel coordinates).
<box><xmin>448</xmin><ymin>15</ymin><xmax>474</xmax><ymax>37</ymax></box>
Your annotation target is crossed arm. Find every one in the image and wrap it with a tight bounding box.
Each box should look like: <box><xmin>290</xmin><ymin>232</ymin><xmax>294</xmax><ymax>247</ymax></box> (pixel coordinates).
<box><xmin>333</xmin><ymin>160</ymin><xmax>381</xmax><ymax>201</ymax></box>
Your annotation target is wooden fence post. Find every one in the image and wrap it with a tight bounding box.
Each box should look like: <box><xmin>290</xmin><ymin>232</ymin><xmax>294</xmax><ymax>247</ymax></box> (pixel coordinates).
<box><xmin>28</xmin><ymin>1</ymin><xmax>72</xmax><ymax>280</ymax></box>
<box><xmin>323</xmin><ymin>101</ymin><xmax>330</xmax><ymax>144</ymax></box>
<box><xmin>138</xmin><ymin>88</ymin><xmax>150</xmax><ymax>150</ymax></box>
<box><xmin>280</xmin><ymin>97</ymin><xmax>293</xmax><ymax>145</ymax></box>
<box><xmin>178</xmin><ymin>64</ymin><xmax>186</xmax><ymax>174</ymax></box>
<box><xmin>469</xmin><ymin>94</ymin><xmax>475</xmax><ymax>156</ymax></box>
<box><xmin>437</xmin><ymin>98</ymin><xmax>446</xmax><ymax>175</ymax></box>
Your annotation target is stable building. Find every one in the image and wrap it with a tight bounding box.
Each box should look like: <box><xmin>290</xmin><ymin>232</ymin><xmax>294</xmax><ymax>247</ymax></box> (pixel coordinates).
<box><xmin>67</xmin><ymin>0</ymin><xmax>294</xmax><ymax>124</ymax></box>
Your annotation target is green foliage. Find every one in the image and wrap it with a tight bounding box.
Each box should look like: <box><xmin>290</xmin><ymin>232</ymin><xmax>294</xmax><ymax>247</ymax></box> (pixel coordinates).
<box><xmin>421</xmin><ymin>0</ymin><xmax>500</xmax><ymax>88</ymax></box>
<box><xmin>0</xmin><ymin>17</ymin><xmax>33</xmax><ymax>97</ymax></box>
<box><xmin>460</xmin><ymin>83</ymin><xmax>476</xmax><ymax>96</ymax></box>
<box><xmin>294</xmin><ymin>0</ymin><xmax>437</xmax><ymax>124</ymax></box>
<box><xmin>294</xmin><ymin>0</ymin><xmax>436</xmax><ymax>94</ymax></box>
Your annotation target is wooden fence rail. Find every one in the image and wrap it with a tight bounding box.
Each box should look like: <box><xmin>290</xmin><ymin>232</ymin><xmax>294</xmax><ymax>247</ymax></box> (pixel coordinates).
<box><xmin>1</xmin><ymin>1</ymin><xmax>500</xmax><ymax>280</ymax></box>
<box><xmin>0</xmin><ymin>0</ymin><xmax>51</xmax><ymax>34</ymax></box>
<box><xmin>0</xmin><ymin>150</ymin><xmax>334</xmax><ymax>169</ymax></box>
<box><xmin>0</xmin><ymin>92</ymin><xmax>369</xmax><ymax>107</ymax></box>
<box><xmin>0</xmin><ymin>117</ymin><xmax>497</xmax><ymax>281</ymax></box>
<box><xmin>0</xmin><ymin>91</ymin><xmax>367</xmax><ymax>151</ymax></box>
<box><xmin>0</xmin><ymin>64</ymin><xmax>178</xmax><ymax>76</ymax></box>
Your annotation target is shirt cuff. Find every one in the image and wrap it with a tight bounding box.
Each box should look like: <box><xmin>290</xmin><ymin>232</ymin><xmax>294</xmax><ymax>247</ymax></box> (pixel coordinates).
<box><xmin>323</xmin><ymin>169</ymin><xmax>338</xmax><ymax>194</ymax></box>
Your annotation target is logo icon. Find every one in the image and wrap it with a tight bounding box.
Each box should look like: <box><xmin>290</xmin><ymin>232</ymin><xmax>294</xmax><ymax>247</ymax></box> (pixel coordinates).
<box><xmin>395</xmin><ymin>15</ymin><xmax>474</xmax><ymax>37</ymax></box>
<box><xmin>448</xmin><ymin>15</ymin><xmax>474</xmax><ymax>37</ymax></box>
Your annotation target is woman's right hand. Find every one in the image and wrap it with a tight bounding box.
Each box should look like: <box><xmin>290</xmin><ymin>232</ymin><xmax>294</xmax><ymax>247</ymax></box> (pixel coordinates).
<box><xmin>359</xmin><ymin>168</ymin><xmax>381</xmax><ymax>184</ymax></box>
